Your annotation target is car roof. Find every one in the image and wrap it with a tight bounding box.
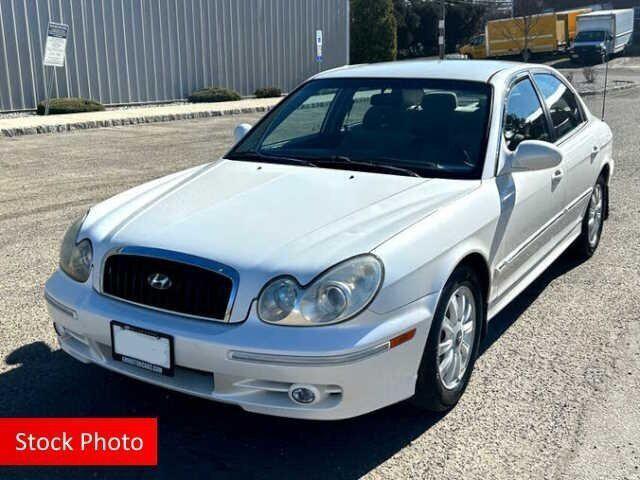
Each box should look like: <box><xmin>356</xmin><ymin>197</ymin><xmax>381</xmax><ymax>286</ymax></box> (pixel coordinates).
<box><xmin>314</xmin><ymin>59</ymin><xmax>528</xmax><ymax>83</ymax></box>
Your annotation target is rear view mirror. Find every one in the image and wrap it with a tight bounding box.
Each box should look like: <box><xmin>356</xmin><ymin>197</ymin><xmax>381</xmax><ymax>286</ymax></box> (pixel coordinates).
<box><xmin>509</xmin><ymin>140</ymin><xmax>563</xmax><ymax>172</ymax></box>
<box><xmin>234</xmin><ymin>123</ymin><xmax>252</xmax><ymax>143</ymax></box>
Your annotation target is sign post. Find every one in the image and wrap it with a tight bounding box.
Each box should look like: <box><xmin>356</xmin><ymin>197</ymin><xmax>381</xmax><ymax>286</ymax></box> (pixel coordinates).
<box><xmin>42</xmin><ymin>22</ymin><xmax>69</xmax><ymax>115</ymax></box>
<box><xmin>315</xmin><ymin>29</ymin><xmax>323</xmax><ymax>72</ymax></box>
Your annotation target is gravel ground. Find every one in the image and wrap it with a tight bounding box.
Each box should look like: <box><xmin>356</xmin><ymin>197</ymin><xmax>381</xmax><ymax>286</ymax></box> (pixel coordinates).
<box><xmin>0</xmin><ymin>88</ymin><xmax>638</xmax><ymax>479</ymax></box>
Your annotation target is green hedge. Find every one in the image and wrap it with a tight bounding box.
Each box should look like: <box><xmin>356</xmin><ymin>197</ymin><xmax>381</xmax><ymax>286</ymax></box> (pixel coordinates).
<box><xmin>36</xmin><ymin>97</ymin><xmax>105</xmax><ymax>115</ymax></box>
<box><xmin>254</xmin><ymin>87</ymin><xmax>282</xmax><ymax>98</ymax></box>
<box><xmin>188</xmin><ymin>87</ymin><xmax>241</xmax><ymax>103</ymax></box>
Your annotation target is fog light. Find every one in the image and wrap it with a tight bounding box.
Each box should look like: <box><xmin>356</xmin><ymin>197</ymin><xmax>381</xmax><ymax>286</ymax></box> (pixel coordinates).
<box><xmin>289</xmin><ymin>384</ymin><xmax>319</xmax><ymax>405</ymax></box>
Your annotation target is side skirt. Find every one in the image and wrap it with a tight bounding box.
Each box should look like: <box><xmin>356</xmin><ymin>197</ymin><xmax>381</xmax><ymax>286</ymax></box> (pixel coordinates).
<box><xmin>487</xmin><ymin>221</ymin><xmax>582</xmax><ymax>321</ymax></box>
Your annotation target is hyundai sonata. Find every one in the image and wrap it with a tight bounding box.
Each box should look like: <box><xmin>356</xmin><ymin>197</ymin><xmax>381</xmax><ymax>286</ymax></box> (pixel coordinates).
<box><xmin>45</xmin><ymin>60</ymin><xmax>612</xmax><ymax>419</ymax></box>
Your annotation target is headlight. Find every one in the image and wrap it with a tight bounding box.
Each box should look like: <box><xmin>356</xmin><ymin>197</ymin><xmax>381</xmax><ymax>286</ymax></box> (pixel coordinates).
<box><xmin>59</xmin><ymin>214</ymin><xmax>93</xmax><ymax>282</ymax></box>
<box><xmin>258</xmin><ymin>255</ymin><xmax>383</xmax><ymax>326</ymax></box>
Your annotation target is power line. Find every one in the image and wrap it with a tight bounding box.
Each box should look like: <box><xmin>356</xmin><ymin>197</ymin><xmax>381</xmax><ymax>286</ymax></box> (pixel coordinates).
<box><xmin>439</xmin><ymin>0</ymin><xmax>512</xmax><ymax>6</ymax></box>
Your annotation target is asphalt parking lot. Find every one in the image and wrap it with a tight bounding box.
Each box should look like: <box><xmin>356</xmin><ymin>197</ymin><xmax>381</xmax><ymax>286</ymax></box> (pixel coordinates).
<box><xmin>0</xmin><ymin>86</ymin><xmax>639</xmax><ymax>479</ymax></box>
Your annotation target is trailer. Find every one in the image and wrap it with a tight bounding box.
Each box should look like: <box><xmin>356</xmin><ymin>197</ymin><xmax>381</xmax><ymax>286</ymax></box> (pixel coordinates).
<box><xmin>483</xmin><ymin>12</ymin><xmax>570</xmax><ymax>60</ymax></box>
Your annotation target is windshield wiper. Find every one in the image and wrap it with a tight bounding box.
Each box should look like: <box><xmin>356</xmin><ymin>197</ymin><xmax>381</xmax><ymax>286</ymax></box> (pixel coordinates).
<box><xmin>312</xmin><ymin>156</ymin><xmax>422</xmax><ymax>178</ymax></box>
<box><xmin>227</xmin><ymin>151</ymin><xmax>318</xmax><ymax>168</ymax></box>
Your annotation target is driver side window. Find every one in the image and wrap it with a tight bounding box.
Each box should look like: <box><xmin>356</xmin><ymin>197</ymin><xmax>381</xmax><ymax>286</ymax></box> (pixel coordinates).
<box><xmin>504</xmin><ymin>78</ymin><xmax>551</xmax><ymax>151</ymax></box>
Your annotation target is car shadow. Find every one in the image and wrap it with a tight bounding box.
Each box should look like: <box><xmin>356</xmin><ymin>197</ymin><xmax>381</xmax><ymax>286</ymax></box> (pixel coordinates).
<box><xmin>480</xmin><ymin>247</ymin><xmax>585</xmax><ymax>355</ymax></box>
<box><xmin>549</xmin><ymin>58</ymin><xmax>582</xmax><ymax>69</ymax></box>
<box><xmin>0</xmin><ymin>249</ymin><xmax>585</xmax><ymax>480</ymax></box>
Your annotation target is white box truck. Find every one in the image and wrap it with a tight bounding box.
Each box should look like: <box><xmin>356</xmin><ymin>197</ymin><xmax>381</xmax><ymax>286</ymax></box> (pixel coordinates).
<box><xmin>572</xmin><ymin>9</ymin><xmax>635</xmax><ymax>62</ymax></box>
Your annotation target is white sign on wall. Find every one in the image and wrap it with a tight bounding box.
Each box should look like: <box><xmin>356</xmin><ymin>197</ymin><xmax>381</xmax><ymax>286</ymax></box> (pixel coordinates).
<box><xmin>315</xmin><ymin>29</ymin><xmax>323</xmax><ymax>62</ymax></box>
<box><xmin>43</xmin><ymin>22</ymin><xmax>68</xmax><ymax>67</ymax></box>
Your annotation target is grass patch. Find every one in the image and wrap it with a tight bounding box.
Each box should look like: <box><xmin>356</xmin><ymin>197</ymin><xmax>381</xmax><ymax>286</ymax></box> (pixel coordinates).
<box><xmin>36</xmin><ymin>97</ymin><xmax>105</xmax><ymax>115</ymax></box>
<box><xmin>254</xmin><ymin>87</ymin><xmax>282</xmax><ymax>98</ymax></box>
<box><xmin>188</xmin><ymin>87</ymin><xmax>241</xmax><ymax>103</ymax></box>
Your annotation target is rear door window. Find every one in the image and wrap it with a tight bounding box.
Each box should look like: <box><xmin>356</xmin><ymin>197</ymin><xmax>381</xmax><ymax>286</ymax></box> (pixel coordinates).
<box><xmin>534</xmin><ymin>73</ymin><xmax>585</xmax><ymax>140</ymax></box>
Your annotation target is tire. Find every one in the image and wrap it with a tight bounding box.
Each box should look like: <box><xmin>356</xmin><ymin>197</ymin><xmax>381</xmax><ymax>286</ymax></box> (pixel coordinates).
<box><xmin>412</xmin><ymin>264</ymin><xmax>484</xmax><ymax>412</ymax></box>
<box><xmin>574</xmin><ymin>174</ymin><xmax>606</xmax><ymax>259</ymax></box>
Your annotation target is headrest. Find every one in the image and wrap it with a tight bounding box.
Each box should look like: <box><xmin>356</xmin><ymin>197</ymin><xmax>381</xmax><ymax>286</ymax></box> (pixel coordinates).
<box><xmin>363</xmin><ymin>107</ymin><xmax>391</xmax><ymax>130</ymax></box>
<box><xmin>421</xmin><ymin>92</ymin><xmax>458</xmax><ymax>113</ymax></box>
<box><xmin>399</xmin><ymin>89</ymin><xmax>424</xmax><ymax>108</ymax></box>
<box><xmin>370</xmin><ymin>93</ymin><xmax>393</xmax><ymax>107</ymax></box>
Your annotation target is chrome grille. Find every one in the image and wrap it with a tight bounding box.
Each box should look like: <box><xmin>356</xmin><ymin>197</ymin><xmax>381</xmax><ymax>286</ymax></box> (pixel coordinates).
<box><xmin>101</xmin><ymin>248</ymin><xmax>237</xmax><ymax>321</ymax></box>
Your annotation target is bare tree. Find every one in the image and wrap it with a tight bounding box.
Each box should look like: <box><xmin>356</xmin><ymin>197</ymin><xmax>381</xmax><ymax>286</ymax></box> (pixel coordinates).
<box><xmin>501</xmin><ymin>0</ymin><xmax>545</xmax><ymax>61</ymax></box>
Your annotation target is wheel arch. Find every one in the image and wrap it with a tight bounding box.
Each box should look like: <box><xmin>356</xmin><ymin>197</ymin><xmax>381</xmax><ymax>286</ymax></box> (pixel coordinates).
<box><xmin>452</xmin><ymin>252</ymin><xmax>491</xmax><ymax>338</ymax></box>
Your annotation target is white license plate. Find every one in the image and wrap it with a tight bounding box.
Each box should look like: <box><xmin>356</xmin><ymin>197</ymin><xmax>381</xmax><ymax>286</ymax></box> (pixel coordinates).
<box><xmin>111</xmin><ymin>322</ymin><xmax>174</xmax><ymax>376</ymax></box>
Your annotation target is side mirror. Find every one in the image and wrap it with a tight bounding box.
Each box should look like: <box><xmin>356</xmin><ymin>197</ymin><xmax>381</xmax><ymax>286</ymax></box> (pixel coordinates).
<box><xmin>510</xmin><ymin>140</ymin><xmax>563</xmax><ymax>172</ymax></box>
<box><xmin>234</xmin><ymin>123</ymin><xmax>252</xmax><ymax>143</ymax></box>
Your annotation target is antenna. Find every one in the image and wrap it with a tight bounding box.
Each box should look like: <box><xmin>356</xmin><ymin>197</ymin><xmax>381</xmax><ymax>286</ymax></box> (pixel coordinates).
<box><xmin>439</xmin><ymin>0</ymin><xmax>446</xmax><ymax>60</ymax></box>
<box><xmin>601</xmin><ymin>51</ymin><xmax>609</xmax><ymax>120</ymax></box>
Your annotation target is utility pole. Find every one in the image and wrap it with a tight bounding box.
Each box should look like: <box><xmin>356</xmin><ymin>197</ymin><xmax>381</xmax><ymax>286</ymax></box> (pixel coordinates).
<box><xmin>439</xmin><ymin>0</ymin><xmax>445</xmax><ymax>59</ymax></box>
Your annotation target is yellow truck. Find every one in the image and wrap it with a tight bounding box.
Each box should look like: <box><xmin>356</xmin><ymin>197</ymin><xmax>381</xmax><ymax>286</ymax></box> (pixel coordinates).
<box><xmin>459</xmin><ymin>34</ymin><xmax>486</xmax><ymax>59</ymax></box>
<box><xmin>459</xmin><ymin>8</ymin><xmax>591</xmax><ymax>60</ymax></box>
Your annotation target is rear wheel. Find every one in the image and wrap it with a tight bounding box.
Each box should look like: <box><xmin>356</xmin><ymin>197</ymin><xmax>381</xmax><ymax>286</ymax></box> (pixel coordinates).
<box><xmin>412</xmin><ymin>265</ymin><xmax>484</xmax><ymax>412</ymax></box>
<box><xmin>574</xmin><ymin>175</ymin><xmax>606</xmax><ymax>258</ymax></box>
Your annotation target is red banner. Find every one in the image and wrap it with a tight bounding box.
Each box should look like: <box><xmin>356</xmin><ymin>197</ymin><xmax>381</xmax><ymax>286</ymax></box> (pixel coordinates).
<box><xmin>0</xmin><ymin>418</ymin><xmax>157</xmax><ymax>466</ymax></box>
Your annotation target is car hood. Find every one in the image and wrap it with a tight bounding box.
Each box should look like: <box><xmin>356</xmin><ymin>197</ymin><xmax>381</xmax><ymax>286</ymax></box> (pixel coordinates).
<box><xmin>574</xmin><ymin>41</ymin><xmax>605</xmax><ymax>48</ymax></box>
<box><xmin>85</xmin><ymin>159</ymin><xmax>479</xmax><ymax>321</ymax></box>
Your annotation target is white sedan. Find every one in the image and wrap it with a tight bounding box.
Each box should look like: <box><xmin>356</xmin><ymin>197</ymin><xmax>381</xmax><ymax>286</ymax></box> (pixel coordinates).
<box><xmin>45</xmin><ymin>60</ymin><xmax>613</xmax><ymax>420</ymax></box>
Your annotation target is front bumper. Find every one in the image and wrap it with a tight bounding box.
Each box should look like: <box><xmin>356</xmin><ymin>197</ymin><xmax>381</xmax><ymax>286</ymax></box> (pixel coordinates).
<box><xmin>45</xmin><ymin>270</ymin><xmax>436</xmax><ymax>420</ymax></box>
<box><xmin>572</xmin><ymin>48</ymin><xmax>606</xmax><ymax>61</ymax></box>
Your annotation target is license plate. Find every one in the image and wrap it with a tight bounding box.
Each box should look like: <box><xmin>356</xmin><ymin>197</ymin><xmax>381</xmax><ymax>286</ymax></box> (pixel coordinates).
<box><xmin>111</xmin><ymin>321</ymin><xmax>174</xmax><ymax>376</ymax></box>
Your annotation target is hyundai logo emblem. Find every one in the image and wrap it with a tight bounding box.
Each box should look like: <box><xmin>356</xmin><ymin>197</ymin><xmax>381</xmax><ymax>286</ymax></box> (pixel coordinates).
<box><xmin>147</xmin><ymin>273</ymin><xmax>172</xmax><ymax>290</ymax></box>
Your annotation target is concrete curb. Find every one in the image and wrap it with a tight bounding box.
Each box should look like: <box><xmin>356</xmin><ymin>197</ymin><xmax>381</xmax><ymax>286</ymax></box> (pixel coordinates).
<box><xmin>0</xmin><ymin>104</ymin><xmax>276</xmax><ymax>138</ymax></box>
<box><xmin>578</xmin><ymin>82</ymin><xmax>640</xmax><ymax>97</ymax></box>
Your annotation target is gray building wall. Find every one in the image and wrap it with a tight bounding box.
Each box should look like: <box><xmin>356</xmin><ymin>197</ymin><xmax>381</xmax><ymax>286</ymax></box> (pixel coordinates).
<box><xmin>0</xmin><ymin>0</ymin><xmax>349</xmax><ymax>112</ymax></box>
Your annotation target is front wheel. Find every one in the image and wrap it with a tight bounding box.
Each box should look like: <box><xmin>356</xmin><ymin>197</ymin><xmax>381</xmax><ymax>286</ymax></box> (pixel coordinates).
<box><xmin>412</xmin><ymin>265</ymin><xmax>484</xmax><ymax>412</ymax></box>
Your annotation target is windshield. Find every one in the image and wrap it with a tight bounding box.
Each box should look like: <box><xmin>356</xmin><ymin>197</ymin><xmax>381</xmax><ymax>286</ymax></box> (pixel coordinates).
<box><xmin>228</xmin><ymin>78</ymin><xmax>492</xmax><ymax>179</ymax></box>
<box><xmin>575</xmin><ymin>30</ymin><xmax>605</xmax><ymax>42</ymax></box>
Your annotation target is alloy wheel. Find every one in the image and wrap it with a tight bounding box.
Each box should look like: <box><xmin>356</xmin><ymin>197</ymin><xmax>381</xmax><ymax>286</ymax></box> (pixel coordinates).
<box><xmin>587</xmin><ymin>184</ymin><xmax>604</xmax><ymax>247</ymax></box>
<box><xmin>437</xmin><ymin>285</ymin><xmax>476</xmax><ymax>390</ymax></box>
